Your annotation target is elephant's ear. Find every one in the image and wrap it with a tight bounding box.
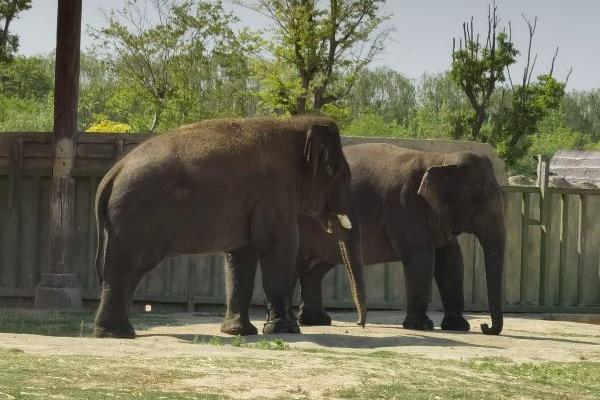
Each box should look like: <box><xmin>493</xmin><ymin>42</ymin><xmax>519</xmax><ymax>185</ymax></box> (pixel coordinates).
<box><xmin>304</xmin><ymin>124</ymin><xmax>339</xmax><ymax>178</ymax></box>
<box><xmin>417</xmin><ymin>164</ymin><xmax>458</xmax><ymax>241</ymax></box>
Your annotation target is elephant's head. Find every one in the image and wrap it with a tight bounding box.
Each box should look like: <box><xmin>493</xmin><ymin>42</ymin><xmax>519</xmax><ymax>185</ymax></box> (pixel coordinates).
<box><xmin>418</xmin><ymin>152</ymin><xmax>505</xmax><ymax>335</ymax></box>
<box><xmin>300</xmin><ymin>122</ymin><xmax>366</xmax><ymax>326</ymax></box>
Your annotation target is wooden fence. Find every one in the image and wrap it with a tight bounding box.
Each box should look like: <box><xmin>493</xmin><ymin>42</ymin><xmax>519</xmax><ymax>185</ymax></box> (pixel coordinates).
<box><xmin>0</xmin><ymin>133</ymin><xmax>599</xmax><ymax>312</ymax></box>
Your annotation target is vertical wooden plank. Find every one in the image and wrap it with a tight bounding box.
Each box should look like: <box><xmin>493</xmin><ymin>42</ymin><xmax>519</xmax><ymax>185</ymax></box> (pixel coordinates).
<box><xmin>18</xmin><ymin>177</ymin><xmax>39</xmax><ymax>288</ymax></box>
<box><xmin>145</xmin><ymin>260</ymin><xmax>167</xmax><ymax>295</ymax></box>
<box><xmin>396</xmin><ymin>262</ymin><xmax>406</xmax><ymax>309</ymax></box>
<box><xmin>72</xmin><ymin>177</ymin><xmax>91</xmax><ymax>292</ymax></box>
<box><xmin>521</xmin><ymin>192</ymin><xmax>541</xmax><ymax>305</ymax></box>
<box><xmin>321</xmin><ymin>262</ymin><xmax>336</xmax><ymax>305</ymax></box>
<box><xmin>186</xmin><ymin>255</ymin><xmax>195</xmax><ymax>311</ymax></box>
<box><xmin>191</xmin><ymin>254</ymin><xmax>214</xmax><ymax>301</ymax></box>
<box><xmin>87</xmin><ymin>177</ymin><xmax>100</xmax><ymax>297</ymax></box>
<box><xmin>334</xmin><ymin>264</ymin><xmax>345</xmax><ymax>304</ymax></box>
<box><xmin>251</xmin><ymin>263</ymin><xmax>264</xmax><ymax>306</ymax></box>
<box><xmin>170</xmin><ymin>255</ymin><xmax>191</xmax><ymax>296</ymax></box>
<box><xmin>559</xmin><ymin>194</ymin><xmax>581</xmax><ymax>306</ymax></box>
<box><xmin>37</xmin><ymin>178</ymin><xmax>51</xmax><ymax>282</ymax></box>
<box><xmin>31</xmin><ymin>177</ymin><xmax>42</xmax><ymax>287</ymax></box>
<box><xmin>543</xmin><ymin>192</ymin><xmax>562</xmax><ymax>306</ymax></box>
<box><xmin>0</xmin><ymin>176</ymin><xmax>9</xmax><ymax>287</ymax></box>
<box><xmin>431</xmin><ymin>256</ymin><xmax>443</xmax><ymax>310</ymax></box>
<box><xmin>384</xmin><ymin>263</ymin><xmax>393</xmax><ymax>302</ymax></box>
<box><xmin>212</xmin><ymin>254</ymin><xmax>225</xmax><ymax>302</ymax></box>
<box><xmin>389</xmin><ymin>261</ymin><xmax>406</xmax><ymax>308</ymax></box>
<box><xmin>579</xmin><ymin>194</ymin><xmax>600</xmax><ymax>305</ymax></box>
<box><xmin>472</xmin><ymin>237</ymin><xmax>487</xmax><ymax>307</ymax></box>
<box><xmin>458</xmin><ymin>233</ymin><xmax>474</xmax><ymax>308</ymax></box>
<box><xmin>365</xmin><ymin>263</ymin><xmax>386</xmax><ymax>306</ymax></box>
<box><xmin>503</xmin><ymin>192</ymin><xmax>523</xmax><ymax>306</ymax></box>
<box><xmin>1</xmin><ymin>177</ymin><xmax>19</xmax><ymax>289</ymax></box>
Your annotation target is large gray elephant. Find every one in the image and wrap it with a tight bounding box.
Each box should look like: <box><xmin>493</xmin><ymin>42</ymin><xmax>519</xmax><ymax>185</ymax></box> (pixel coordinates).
<box><xmin>294</xmin><ymin>143</ymin><xmax>505</xmax><ymax>334</ymax></box>
<box><xmin>93</xmin><ymin>116</ymin><xmax>366</xmax><ymax>338</ymax></box>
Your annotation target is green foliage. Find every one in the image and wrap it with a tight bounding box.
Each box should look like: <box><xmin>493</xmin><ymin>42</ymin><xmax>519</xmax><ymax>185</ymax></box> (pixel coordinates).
<box><xmin>250</xmin><ymin>339</ymin><xmax>290</xmax><ymax>351</ymax></box>
<box><xmin>561</xmin><ymin>89</ymin><xmax>600</xmax><ymax>141</ymax></box>
<box><xmin>491</xmin><ymin>74</ymin><xmax>567</xmax><ymax>166</ymax></box>
<box><xmin>450</xmin><ymin>6</ymin><xmax>519</xmax><ymax>140</ymax></box>
<box><xmin>0</xmin><ymin>0</ymin><xmax>32</xmax><ymax>63</ymax></box>
<box><xmin>342</xmin><ymin>113</ymin><xmax>404</xmax><ymax>137</ymax></box>
<box><xmin>0</xmin><ymin>94</ymin><xmax>53</xmax><ymax>131</ymax></box>
<box><xmin>346</xmin><ymin>67</ymin><xmax>417</xmax><ymax>126</ymax></box>
<box><xmin>90</xmin><ymin>0</ymin><xmax>256</xmax><ymax>132</ymax></box>
<box><xmin>0</xmin><ymin>55</ymin><xmax>54</xmax><ymax>98</ymax></box>
<box><xmin>243</xmin><ymin>0</ymin><xmax>389</xmax><ymax>114</ymax></box>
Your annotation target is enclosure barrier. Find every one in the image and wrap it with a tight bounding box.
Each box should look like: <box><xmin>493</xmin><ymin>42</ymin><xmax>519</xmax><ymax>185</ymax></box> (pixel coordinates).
<box><xmin>0</xmin><ymin>133</ymin><xmax>599</xmax><ymax>312</ymax></box>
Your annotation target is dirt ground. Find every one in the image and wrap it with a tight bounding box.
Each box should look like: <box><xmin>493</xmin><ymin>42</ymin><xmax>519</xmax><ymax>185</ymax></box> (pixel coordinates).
<box><xmin>0</xmin><ymin>310</ymin><xmax>598</xmax><ymax>362</ymax></box>
<box><xmin>1</xmin><ymin>310</ymin><xmax>599</xmax><ymax>399</ymax></box>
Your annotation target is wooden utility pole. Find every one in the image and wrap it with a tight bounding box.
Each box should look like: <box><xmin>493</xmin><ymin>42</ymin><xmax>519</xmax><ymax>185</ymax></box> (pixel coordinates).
<box><xmin>34</xmin><ymin>0</ymin><xmax>82</xmax><ymax>309</ymax></box>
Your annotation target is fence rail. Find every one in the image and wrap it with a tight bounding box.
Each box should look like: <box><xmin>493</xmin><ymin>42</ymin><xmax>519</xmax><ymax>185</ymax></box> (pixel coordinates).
<box><xmin>0</xmin><ymin>133</ymin><xmax>599</xmax><ymax>312</ymax></box>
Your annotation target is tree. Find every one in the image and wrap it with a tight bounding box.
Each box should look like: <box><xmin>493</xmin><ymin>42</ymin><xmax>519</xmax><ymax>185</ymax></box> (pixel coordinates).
<box><xmin>0</xmin><ymin>54</ymin><xmax>54</xmax><ymax>98</ymax></box>
<box><xmin>91</xmin><ymin>0</ymin><xmax>253</xmax><ymax>132</ymax></box>
<box><xmin>561</xmin><ymin>89</ymin><xmax>600</xmax><ymax>141</ymax></box>
<box><xmin>490</xmin><ymin>17</ymin><xmax>568</xmax><ymax>167</ymax></box>
<box><xmin>240</xmin><ymin>0</ymin><xmax>390</xmax><ymax>115</ymax></box>
<box><xmin>346</xmin><ymin>67</ymin><xmax>416</xmax><ymax>126</ymax></box>
<box><xmin>450</xmin><ymin>2</ymin><xmax>518</xmax><ymax>141</ymax></box>
<box><xmin>0</xmin><ymin>0</ymin><xmax>31</xmax><ymax>63</ymax></box>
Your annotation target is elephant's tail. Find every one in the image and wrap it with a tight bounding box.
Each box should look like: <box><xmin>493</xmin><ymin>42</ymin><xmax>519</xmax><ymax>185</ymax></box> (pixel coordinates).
<box><xmin>95</xmin><ymin>163</ymin><xmax>122</xmax><ymax>287</ymax></box>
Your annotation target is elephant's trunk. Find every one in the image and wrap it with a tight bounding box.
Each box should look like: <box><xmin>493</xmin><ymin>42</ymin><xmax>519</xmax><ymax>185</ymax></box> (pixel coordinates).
<box><xmin>338</xmin><ymin>239</ymin><xmax>367</xmax><ymax>327</ymax></box>
<box><xmin>475</xmin><ymin>205</ymin><xmax>506</xmax><ymax>335</ymax></box>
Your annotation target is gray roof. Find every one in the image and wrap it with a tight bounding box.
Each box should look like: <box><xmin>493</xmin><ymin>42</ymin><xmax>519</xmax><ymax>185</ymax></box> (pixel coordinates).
<box><xmin>550</xmin><ymin>150</ymin><xmax>600</xmax><ymax>185</ymax></box>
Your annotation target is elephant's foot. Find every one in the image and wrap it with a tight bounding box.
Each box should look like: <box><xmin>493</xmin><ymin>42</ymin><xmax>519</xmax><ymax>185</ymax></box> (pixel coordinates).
<box><xmin>94</xmin><ymin>323</ymin><xmax>136</xmax><ymax>339</ymax></box>
<box><xmin>298</xmin><ymin>308</ymin><xmax>332</xmax><ymax>326</ymax></box>
<box><xmin>220</xmin><ymin>317</ymin><xmax>258</xmax><ymax>336</ymax></box>
<box><xmin>441</xmin><ymin>311</ymin><xmax>470</xmax><ymax>332</ymax></box>
<box><xmin>263</xmin><ymin>318</ymin><xmax>301</xmax><ymax>334</ymax></box>
<box><xmin>402</xmin><ymin>314</ymin><xmax>434</xmax><ymax>330</ymax></box>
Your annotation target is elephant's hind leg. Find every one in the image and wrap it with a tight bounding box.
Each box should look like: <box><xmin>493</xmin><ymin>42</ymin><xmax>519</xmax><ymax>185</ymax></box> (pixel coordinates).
<box><xmin>221</xmin><ymin>245</ymin><xmax>259</xmax><ymax>336</ymax></box>
<box><xmin>435</xmin><ymin>240</ymin><xmax>470</xmax><ymax>331</ymax></box>
<box><xmin>259</xmin><ymin>233</ymin><xmax>301</xmax><ymax>335</ymax></box>
<box><xmin>298</xmin><ymin>262</ymin><xmax>335</xmax><ymax>326</ymax></box>
<box><xmin>94</xmin><ymin>244</ymin><xmax>157</xmax><ymax>339</ymax></box>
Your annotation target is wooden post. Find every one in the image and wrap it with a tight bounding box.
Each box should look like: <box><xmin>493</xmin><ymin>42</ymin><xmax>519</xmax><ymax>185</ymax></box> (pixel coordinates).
<box><xmin>35</xmin><ymin>0</ymin><xmax>82</xmax><ymax>309</ymax></box>
<box><xmin>537</xmin><ymin>154</ymin><xmax>551</xmax><ymax>306</ymax></box>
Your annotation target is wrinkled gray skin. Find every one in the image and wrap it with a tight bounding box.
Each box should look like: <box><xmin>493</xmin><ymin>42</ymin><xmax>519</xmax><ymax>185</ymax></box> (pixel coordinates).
<box><xmin>295</xmin><ymin>143</ymin><xmax>505</xmax><ymax>335</ymax></box>
<box><xmin>93</xmin><ymin>116</ymin><xmax>366</xmax><ymax>338</ymax></box>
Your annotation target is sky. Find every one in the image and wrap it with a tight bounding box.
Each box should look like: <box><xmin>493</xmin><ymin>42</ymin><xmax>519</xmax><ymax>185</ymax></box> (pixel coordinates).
<box><xmin>10</xmin><ymin>0</ymin><xmax>600</xmax><ymax>91</ymax></box>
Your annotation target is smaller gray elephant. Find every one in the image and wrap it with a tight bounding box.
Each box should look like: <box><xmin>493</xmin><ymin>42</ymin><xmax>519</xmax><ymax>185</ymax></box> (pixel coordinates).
<box><xmin>295</xmin><ymin>143</ymin><xmax>505</xmax><ymax>334</ymax></box>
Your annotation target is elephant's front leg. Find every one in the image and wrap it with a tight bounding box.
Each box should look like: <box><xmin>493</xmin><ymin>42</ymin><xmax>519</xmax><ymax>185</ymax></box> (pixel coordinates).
<box><xmin>221</xmin><ymin>245</ymin><xmax>259</xmax><ymax>336</ymax></box>
<box><xmin>402</xmin><ymin>247</ymin><xmax>435</xmax><ymax>330</ymax></box>
<box><xmin>435</xmin><ymin>240</ymin><xmax>470</xmax><ymax>331</ymax></box>
<box><xmin>259</xmin><ymin>230</ymin><xmax>301</xmax><ymax>334</ymax></box>
<box><xmin>298</xmin><ymin>262</ymin><xmax>336</xmax><ymax>326</ymax></box>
